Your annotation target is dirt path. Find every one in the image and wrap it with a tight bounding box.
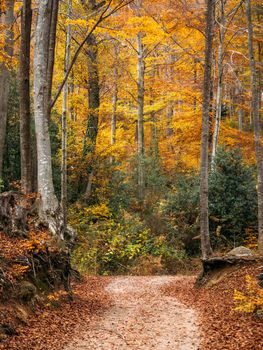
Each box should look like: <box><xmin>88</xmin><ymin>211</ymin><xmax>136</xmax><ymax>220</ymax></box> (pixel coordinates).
<box><xmin>64</xmin><ymin>276</ymin><xmax>200</xmax><ymax>350</ymax></box>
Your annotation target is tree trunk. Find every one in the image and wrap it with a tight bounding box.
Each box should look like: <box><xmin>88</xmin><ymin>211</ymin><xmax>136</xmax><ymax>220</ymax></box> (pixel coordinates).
<box><xmin>137</xmin><ymin>32</ymin><xmax>145</xmax><ymax>202</ymax></box>
<box><xmin>33</xmin><ymin>0</ymin><xmax>59</xmax><ymax>232</ymax></box>
<box><xmin>110</xmin><ymin>64</ymin><xmax>118</xmax><ymax>165</ymax></box>
<box><xmin>83</xmin><ymin>32</ymin><xmax>100</xmax><ymax>199</ymax></box>
<box><xmin>0</xmin><ymin>0</ymin><xmax>14</xmax><ymax>179</ymax></box>
<box><xmin>20</xmin><ymin>0</ymin><xmax>33</xmax><ymax>194</ymax></box>
<box><xmin>211</xmin><ymin>0</ymin><xmax>225</xmax><ymax>169</ymax></box>
<box><xmin>200</xmin><ymin>0</ymin><xmax>214</xmax><ymax>259</ymax></box>
<box><xmin>61</xmin><ymin>0</ymin><xmax>72</xmax><ymax>233</ymax></box>
<box><xmin>246</xmin><ymin>0</ymin><xmax>263</xmax><ymax>253</ymax></box>
<box><xmin>46</xmin><ymin>0</ymin><xmax>59</xmax><ymax>119</ymax></box>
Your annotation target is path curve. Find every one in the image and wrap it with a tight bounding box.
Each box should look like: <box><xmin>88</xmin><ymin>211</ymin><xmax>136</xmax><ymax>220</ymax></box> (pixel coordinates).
<box><xmin>64</xmin><ymin>276</ymin><xmax>200</xmax><ymax>350</ymax></box>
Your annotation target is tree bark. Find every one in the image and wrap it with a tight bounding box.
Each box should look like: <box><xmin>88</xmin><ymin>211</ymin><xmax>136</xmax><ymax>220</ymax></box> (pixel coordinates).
<box><xmin>110</xmin><ymin>64</ymin><xmax>118</xmax><ymax>164</ymax></box>
<box><xmin>33</xmin><ymin>0</ymin><xmax>59</xmax><ymax>232</ymax></box>
<box><xmin>246</xmin><ymin>0</ymin><xmax>263</xmax><ymax>253</ymax></box>
<box><xmin>211</xmin><ymin>0</ymin><xmax>225</xmax><ymax>169</ymax></box>
<box><xmin>83</xmin><ymin>32</ymin><xmax>100</xmax><ymax>199</ymax></box>
<box><xmin>200</xmin><ymin>0</ymin><xmax>214</xmax><ymax>259</ymax></box>
<box><xmin>61</xmin><ymin>0</ymin><xmax>72</xmax><ymax>233</ymax></box>
<box><xmin>0</xmin><ymin>0</ymin><xmax>14</xmax><ymax>179</ymax></box>
<box><xmin>46</xmin><ymin>0</ymin><xmax>59</xmax><ymax>119</ymax></box>
<box><xmin>137</xmin><ymin>31</ymin><xmax>145</xmax><ymax>202</ymax></box>
<box><xmin>20</xmin><ymin>0</ymin><xmax>33</xmax><ymax>194</ymax></box>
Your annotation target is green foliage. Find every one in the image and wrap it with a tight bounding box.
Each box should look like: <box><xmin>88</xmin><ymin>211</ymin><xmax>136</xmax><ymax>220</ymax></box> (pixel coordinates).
<box><xmin>161</xmin><ymin>172</ymin><xmax>200</xmax><ymax>255</ymax></box>
<box><xmin>209</xmin><ymin>147</ymin><xmax>257</xmax><ymax>246</ymax></box>
<box><xmin>161</xmin><ymin>147</ymin><xmax>258</xmax><ymax>253</ymax></box>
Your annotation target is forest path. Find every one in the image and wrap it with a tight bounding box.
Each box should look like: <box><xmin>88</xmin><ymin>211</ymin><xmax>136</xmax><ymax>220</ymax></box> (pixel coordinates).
<box><xmin>64</xmin><ymin>276</ymin><xmax>200</xmax><ymax>350</ymax></box>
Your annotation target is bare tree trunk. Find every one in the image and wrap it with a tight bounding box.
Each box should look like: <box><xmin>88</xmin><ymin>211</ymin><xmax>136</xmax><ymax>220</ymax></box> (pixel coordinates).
<box><xmin>20</xmin><ymin>0</ymin><xmax>33</xmax><ymax>194</ymax></box>
<box><xmin>166</xmin><ymin>104</ymin><xmax>174</xmax><ymax>137</ymax></box>
<box><xmin>46</xmin><ymin>0</ymin><xmax>59</xmax><ymax>119</ymax></box>
<box><xmin>61</xmin><ymin>0</ymin><xmax>72</xmax><ymax>232</ymax></box>
<box><xmin>33</xmin><ymin>0</ymin><xmax>59</xmax><ymax>233</ymax></box>
<box><xmin>137</xmin><ymin>32</ymin><xmax>145</xmax><ymax>202</ymax></box>
<box><xmin>83</xmin><ymin>32</ymin><xmax>100</xmax><ymax>199</ymax></box>
<box><xmin>200</xmin><ymin>0</ymin><xmax>214</xmax><ymax>259</ymax></box>
<box><xmin>0</xmin><ymin>0</ymin><xmax>14</xmax><ymax>179</ymax></box>
<box><xmin>110</xmin><ymin>64</ymin><xmax>118</xmax><ymax>165</ymax></box>
<box><xmin>211</xmin><ymin>0</ymin><xmax>225</xmax><ymax>169</ymax></box>
<box><xmin>166</xmin><ymin>54</ymin><xmax>175</xmax><ymax>137</ymax></box>
<box><xmin>246</xmin><ymin>0</ymin><xmax>263</xmax><ymax>253</ymax></box>
<box><xmin>236</xmin><ymin>82</ymin><xmax>244</xmax><ymax>132</ymax></box>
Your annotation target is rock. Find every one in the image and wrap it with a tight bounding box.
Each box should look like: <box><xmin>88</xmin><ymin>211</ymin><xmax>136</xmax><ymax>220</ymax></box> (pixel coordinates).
<box><xmin>18</xmin><ymin>281</ymin><xmax>37</xmax><ymax>302</ymax></box>
<box><xmin>226</xmin><ymin>246</ymin><xmax>254</xmax><ymax>257</ymax></box>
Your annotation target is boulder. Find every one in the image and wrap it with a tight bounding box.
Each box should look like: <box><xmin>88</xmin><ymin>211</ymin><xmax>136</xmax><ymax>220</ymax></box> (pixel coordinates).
<box><xmin>227</xmin><ymin>246</ymin><xmax>254</xmax><ymax>257</ymax></box>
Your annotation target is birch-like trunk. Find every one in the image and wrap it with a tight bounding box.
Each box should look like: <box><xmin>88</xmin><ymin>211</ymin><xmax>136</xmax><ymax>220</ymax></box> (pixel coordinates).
<box><xmin>20</xmin><ymin>0</ymin><xmax>33</xmax><ymax>194</ymax></box>
<box><xmin>200</xmin><ymin>0</ymin><xmax>214</xmax><ymax>259</ymax></box>
<box><xmin>137</xmin><ymin>32</ymin><xmax>145</xmax><ymax>202</ymax></box>
<box><xmin>246</xmin><ymin>0</ymin><xmax>263</xmax><ymax>253</ymax></box>
<box><xmin>33</xmin><ymin>0</ymin><xmax>59</xmax><ymax>229</ymax></box>
<box><xmin>0</xmin><ymin>0</ymin><xmax>14</xmax><ymax>179</ymax></box>
<box><xmin>211</xmin><ymin>0</ymin><xmax>225</xmax><ymax>169</ymax></box>
<box><xmin>61</xmin><ymin>0</ymin><xmax>72</xmax><ymax>232</ymax></box>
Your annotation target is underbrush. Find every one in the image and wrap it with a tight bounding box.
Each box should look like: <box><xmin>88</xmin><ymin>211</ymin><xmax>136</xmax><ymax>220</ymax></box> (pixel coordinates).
<box><xmin>69</xmin><ymin>204</ymin><xmax>188</xmax><ymax>275</ymax></box>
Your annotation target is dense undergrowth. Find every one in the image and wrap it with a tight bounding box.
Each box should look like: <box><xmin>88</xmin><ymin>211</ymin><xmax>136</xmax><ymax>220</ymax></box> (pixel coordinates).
<box><xmin>69</xmin><ymin>147</ymin><xmax>258</xmax><ymax>275</ymax></box>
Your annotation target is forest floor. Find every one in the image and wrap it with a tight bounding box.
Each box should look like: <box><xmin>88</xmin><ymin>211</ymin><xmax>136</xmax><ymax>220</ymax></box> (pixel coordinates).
<box><xmin>2</xmin><ymin>264</ymin><xmax>263</xmax><ymax>350</ymax></box>
<box><xmin>63</xmin><ymin>276</ymin><xmax>200</xmax><ymax>350</ymax></box>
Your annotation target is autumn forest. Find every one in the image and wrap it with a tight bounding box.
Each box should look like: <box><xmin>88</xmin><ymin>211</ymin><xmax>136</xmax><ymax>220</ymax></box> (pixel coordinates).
<box><xmin>0</xmin><ymin>0</ymin><xmax>263</xmax><ymax>349</ymax></box>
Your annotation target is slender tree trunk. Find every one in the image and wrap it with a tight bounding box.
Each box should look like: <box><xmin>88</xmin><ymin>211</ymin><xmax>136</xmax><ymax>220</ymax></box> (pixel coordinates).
<box><xmin>246</xmin><ymin>0</ymin><xmax>263</xmax><ymax>253</ymax></box>
<box><xmin>236</xmin><ymin>82</ymin><xmax>244</xmax><ymax>132</ymax></box>
<box><xmin>166</xmin><ymin>104</ymin><xmax>174</xmax><ymax>137</ymax></box>
<box><xmin>110</xmin><ymin>64</ymin><xmax>118</xmax><ymax>164</ymax></box>
<box><xmin>46</xmin><ymin>0</ymin><xmax>59</xmax><ymax>119</ymax></box>
<box><xmin>83</xmin><ymin>32</ymin><xmax>100</xmax><ymax>199</ymax></box>
<box><xmin>20</xmin><ymin>0</ymin><xmax>33</xmax><ymax>194</ymax></box>
<box><xmin>137</xmin><ymin>32</ymin><xmax>145</xmax><ymax>202</ymax></box>
<box><xmin>33</xmin><ymin>0</ymin><xmax>59</xmax><ymax>232</ymax></box>
<box><xmin>166</xmin><ymin>54</ymin><xmax>175</xmax><ymax>137</ymax></box>
<box><xmin>211</xmin><ymin>0</ymin><xmax>225</xmax><ymax>169</ymax></box>
<box><xmin>200</xmin><ymin>0</ymin><xmax>214</xmax><ymax>259</ymax></box>
<box><xmin>0</xmin><ymin>0</ymin><xmax>14</xmax><ymax>179</ymax></box>
<box><xmin>61</xmin><ymin>0</ymin><xmax>72</xmax><ymax>232</ymax></box>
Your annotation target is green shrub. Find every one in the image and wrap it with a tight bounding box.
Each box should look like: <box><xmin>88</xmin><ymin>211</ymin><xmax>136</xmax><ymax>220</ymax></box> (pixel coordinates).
<box><xmin>209</xmin><ymin>147</ymin><xmax>257</xmax><ymax>247</ymax></box>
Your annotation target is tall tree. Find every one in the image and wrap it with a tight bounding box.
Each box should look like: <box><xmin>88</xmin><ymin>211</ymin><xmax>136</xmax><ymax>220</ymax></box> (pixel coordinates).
<box><xmin>33</xmin><ymin>0</ymin><xmax>60</xmax><ymax>234</ymax></box>
<box><xmin>246</xmin><ymin>0</ymin><xmax>263</xmax><ymax>253</ymax></box>
<box><xmin>20</xmin><ymin>0</ymin><xmax>33</xmax><ymax>194</ymax></box>
<box><xmin>82</xmin><ymin>1</ymin><xmax>100</xmax><ymax>200</ymax></box>
<box><xmin>211</xmin><ymin>0</ymin><xmax>226</xmax><ymax>169</ymax></box>
<box><xmin>0</xmin><ymin>0</ymin><xmax>14</xmax><ymax>179</ymax></box>
<box><xmin>61</xmin><ymin>0</ymin><xmax>72</xmax><ymax>232</ymax></box>
<box><xmin>200</xmin><ymin>0</ymin><xmax>214</xmax><ymax>259</ymax></box>
<box><xmin>137</xmin><ymin>30</ymin><xmax>145</xmax><ymax>202</ymax></box>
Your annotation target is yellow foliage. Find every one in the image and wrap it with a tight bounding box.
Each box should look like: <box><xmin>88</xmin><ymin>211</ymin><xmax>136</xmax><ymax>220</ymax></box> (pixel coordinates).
<box><xmin>234</xmin><ymin>275</ymin><xmax>263</xmax><ymax>314</ymax></box>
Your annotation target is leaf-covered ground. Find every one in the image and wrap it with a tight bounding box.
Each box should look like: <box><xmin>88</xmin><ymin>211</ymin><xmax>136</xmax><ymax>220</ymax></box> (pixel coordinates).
<box><xmin>1</xmin><ymin>277</ymin><xmax>111</xmax><ymax>350</ymax></box>
<box><xmin>163</xmin><ymin>264</ymin><xmax>263</xmax><ymax>350</ymax></box>
<box><xmin>2</xmin><ymin>264</ymin><xmax>263</xmax><ymax>349</ymax></box>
